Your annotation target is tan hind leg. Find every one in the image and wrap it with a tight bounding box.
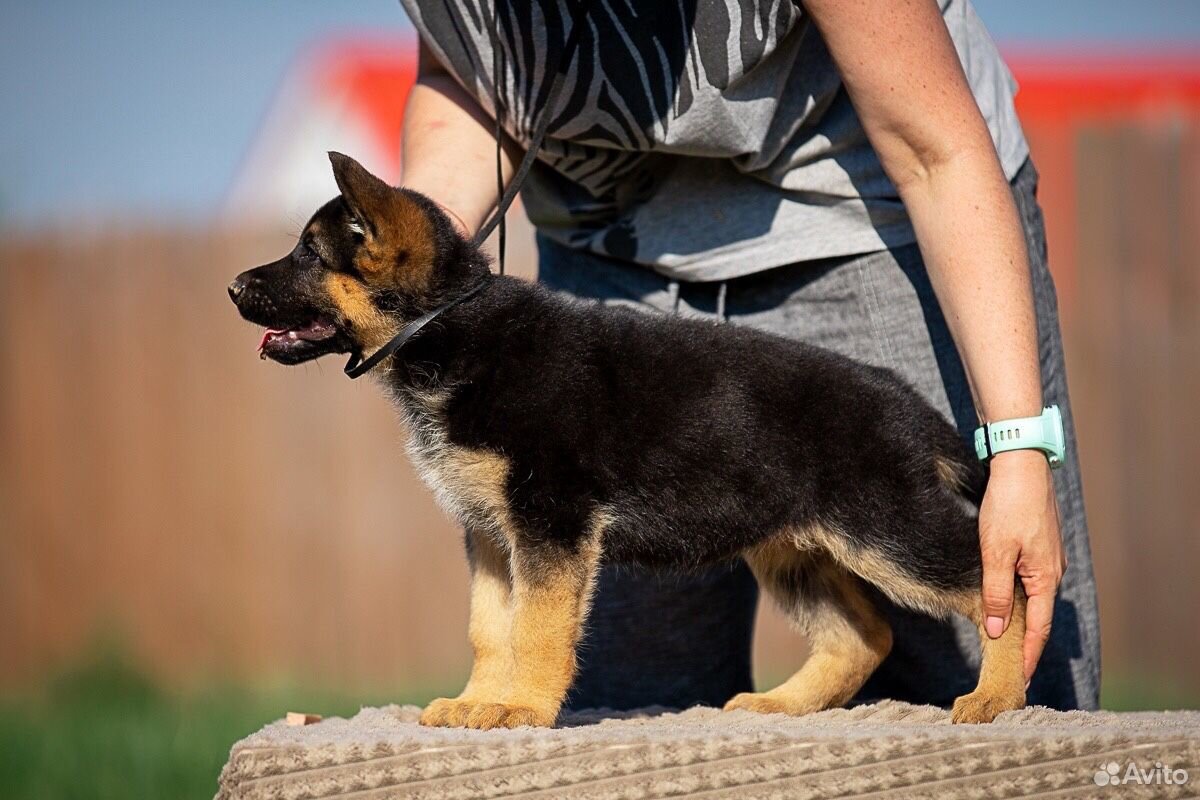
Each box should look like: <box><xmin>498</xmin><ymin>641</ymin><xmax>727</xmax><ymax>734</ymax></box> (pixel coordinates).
<box><xmin>951</xmin><ymin>587</ymin><xmax>1027</xmax><ymax>723</ymax></box>
<box><xmin>773</xmin><ymin>522</ymin><xmax>1026</xmax><ymax>723</ymax></box>
<box><xmin>724</xmin><ymin>539</ymin><xmax>893</xmax><ymax>716</ymax></box>
<box><xmin>420</xmin><ymin>527</ymin><xmax>515</xmax><ymax>727</ymax></box>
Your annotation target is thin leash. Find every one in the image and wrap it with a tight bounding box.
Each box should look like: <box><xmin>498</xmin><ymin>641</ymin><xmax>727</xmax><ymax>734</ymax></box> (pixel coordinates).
<box><xmin>345</xmin><ymin>0</ymin><xmax>589</xmax><ymax>380</ymax></box>
<box><xmin>491</xmin><ymin>0</ymin><xmax>507</xmax><ymax>277</ymax></box>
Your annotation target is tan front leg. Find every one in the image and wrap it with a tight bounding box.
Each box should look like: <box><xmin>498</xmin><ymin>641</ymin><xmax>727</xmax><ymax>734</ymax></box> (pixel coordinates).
<box><xmin>460</xmin><ymin>539</ymin><xmax>602</xmax><ymax>728</ymax></box>
<box><xmin>420</xmin><ymin>528</ymin><xmax>514</xmax><ymax>727</ymax></box>
<box><xmin>420</xmin><ymin>527</ymin><xmax>603</xmax><ymax>730</ymax></box>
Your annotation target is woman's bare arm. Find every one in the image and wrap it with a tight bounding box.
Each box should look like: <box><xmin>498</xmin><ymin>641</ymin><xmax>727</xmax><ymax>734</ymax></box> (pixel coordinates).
<box><xmin>802</xmin><ymin>0</ymin><xmax>1066</xmax><ymax>681</ymax></box>
<box><xmin>400</xmin><ymin>42</ymin><xmax>521</xmax><ymax>236</ymax></box>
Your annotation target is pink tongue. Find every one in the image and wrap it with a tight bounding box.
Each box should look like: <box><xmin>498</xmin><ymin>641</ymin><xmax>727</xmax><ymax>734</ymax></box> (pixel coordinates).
<box><xmin>257</xmin><ymin>328</ymin><xmax>287</xmax><ymax>353</ymax></box>
<box><xmin>256</xmin><ymin>320</ymin><xmax>337</xmax><ymax>352</ymax></box>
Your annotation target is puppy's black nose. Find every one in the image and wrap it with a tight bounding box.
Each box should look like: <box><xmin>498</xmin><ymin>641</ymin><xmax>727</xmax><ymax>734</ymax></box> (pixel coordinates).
<box><xmin>228</xmin><ymin>277</ymin><xmax>247</xmax><ymax>302</ymax></box>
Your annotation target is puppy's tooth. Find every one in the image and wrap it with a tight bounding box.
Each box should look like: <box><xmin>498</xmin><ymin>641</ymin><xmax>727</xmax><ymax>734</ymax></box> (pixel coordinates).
<box><xmin>288</xmin><ymin>331</ymin><xmax>297</xmax><ymax>340</ymax></box>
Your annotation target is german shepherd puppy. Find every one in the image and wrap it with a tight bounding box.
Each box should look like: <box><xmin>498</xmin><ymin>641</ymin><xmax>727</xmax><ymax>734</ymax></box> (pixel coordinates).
<box><xmin>229</xmin><ymin>153</ymin><xmax>1026</xmax><ymax>729</ymax></box>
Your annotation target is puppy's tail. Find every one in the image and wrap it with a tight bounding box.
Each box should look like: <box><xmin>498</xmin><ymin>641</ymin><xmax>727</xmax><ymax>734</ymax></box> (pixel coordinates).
<box><xmin>933</xmin><ymin>434</ymin><xmax>990</xmax><ymax>508</ymax></box>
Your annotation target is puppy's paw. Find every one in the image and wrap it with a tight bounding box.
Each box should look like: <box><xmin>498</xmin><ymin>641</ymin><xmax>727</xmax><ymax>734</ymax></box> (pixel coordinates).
<box><xmin>420</xmin><ymin>697</ymin><xmax>483</xmax><ymax>727</ymax></box>
<box><xmin>464</xmin><ymin>702</ymin><xmax>556</xmax><ymax>730</ymax></box>
<box><xmin>723</xmin><ymin>692</ymin><xmax>793</xmax><ymax>716</ymax></box>
<box><xmin>950</xmin><ymin>689</ymin><xmax>1024</xmax><ymax>724</ymax></box>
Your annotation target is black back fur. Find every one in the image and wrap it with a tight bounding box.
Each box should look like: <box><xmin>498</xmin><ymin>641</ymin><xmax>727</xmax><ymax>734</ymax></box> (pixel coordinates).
<box><xmin>397</xmin><ymin>271</ymin><xmax>987</xmax><ymax>590</ymax></box>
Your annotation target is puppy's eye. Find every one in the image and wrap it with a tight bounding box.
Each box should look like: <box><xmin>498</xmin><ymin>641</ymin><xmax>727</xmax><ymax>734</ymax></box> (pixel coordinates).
<box><xmin>297</xmin><ymin>240</ymin><xmax>323</xmax><ymax>266</ymax></box>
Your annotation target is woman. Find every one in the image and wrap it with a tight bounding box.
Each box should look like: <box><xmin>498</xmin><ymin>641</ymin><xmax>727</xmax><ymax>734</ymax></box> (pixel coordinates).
<box><xmin>395</xmin><ymin>0</ymin><xmax>1100</xmax><ymax>711</ymax></box>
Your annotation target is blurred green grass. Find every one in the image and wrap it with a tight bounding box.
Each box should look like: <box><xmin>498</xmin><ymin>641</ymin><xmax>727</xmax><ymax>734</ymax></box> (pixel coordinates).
<box><xmin>1100</xmin><ymin>673</ymin><xmax>1200</xmax><ymax>714</ymax></box>
<box><xmin>1</xmin><ymin>648</ymin><xmax>1195</xmax><ymax>800</ymax></box>
<box><xmin>0</xmin><ymin>648</ymin><xmax>445</xmax><ymax>800</ymax></box>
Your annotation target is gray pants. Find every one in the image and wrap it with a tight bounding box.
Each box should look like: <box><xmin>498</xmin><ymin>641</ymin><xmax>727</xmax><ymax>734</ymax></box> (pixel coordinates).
<box><xmin>537</xmin><ymin>160</ymin><xmax>1101</xmax><ymax>712</ymax></box>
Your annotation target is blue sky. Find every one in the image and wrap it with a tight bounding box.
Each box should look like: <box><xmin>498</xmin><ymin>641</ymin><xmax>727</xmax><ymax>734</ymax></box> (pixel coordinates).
<box><xmin>1</xmin><ymin>0</ymin><xmax>1198</xmax><ymax>226</ymax></box>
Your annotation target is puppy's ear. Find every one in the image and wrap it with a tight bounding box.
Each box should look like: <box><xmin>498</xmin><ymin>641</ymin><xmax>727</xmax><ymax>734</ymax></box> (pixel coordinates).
<box><xmin>329</xmin><ymin>152</ymin><xmax>391</xmax><ymax>238</ymax></box>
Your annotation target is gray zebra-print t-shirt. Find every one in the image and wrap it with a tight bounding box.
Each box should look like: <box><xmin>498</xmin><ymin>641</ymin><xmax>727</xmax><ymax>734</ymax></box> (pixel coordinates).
<box><xmin>400</xmin><ymin>0</ymin><xmax>1028</xmax><ymax>281</ymax></box>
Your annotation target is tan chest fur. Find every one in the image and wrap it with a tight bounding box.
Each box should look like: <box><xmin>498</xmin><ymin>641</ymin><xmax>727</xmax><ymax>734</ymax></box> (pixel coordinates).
<box><xmin>395</xmin><ymin>388</ymin><xmax>516</xmax><ymax>538</ymax></box>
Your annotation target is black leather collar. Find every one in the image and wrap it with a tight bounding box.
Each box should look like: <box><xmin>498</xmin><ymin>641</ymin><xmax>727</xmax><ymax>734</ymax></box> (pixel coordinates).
<box><xmin>343</xmin><ymin>281</ymin><xmax>487</xmax><ymax>379</ymax></box>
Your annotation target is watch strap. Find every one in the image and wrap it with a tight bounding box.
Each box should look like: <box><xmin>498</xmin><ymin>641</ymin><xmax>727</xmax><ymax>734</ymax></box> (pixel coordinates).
<box><xmin>973</xmin><ymin>405</ymin><xmax>1065</xmax><ymax>469</ymax></box>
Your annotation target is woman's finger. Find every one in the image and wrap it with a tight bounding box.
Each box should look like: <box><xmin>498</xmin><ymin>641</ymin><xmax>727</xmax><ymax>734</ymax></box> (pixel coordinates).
<box><xmin>980</xmin><ymin>539</ymin><xmax>1019</xmax><ymax>637</ymax></box>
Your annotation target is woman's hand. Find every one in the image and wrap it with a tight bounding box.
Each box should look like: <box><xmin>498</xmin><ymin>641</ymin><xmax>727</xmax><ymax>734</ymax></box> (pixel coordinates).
<box><xmin>978</xmin><ymin>449</ymin><xmax>1066</xmax><ymax>682</ymax></box>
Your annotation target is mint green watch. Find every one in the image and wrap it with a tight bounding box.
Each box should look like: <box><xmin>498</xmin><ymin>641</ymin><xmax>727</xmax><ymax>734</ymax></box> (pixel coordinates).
<box><xmin>973</xmin><ymin>405</ymin><xmax>1065</xmax><ymax>469</ymax></box>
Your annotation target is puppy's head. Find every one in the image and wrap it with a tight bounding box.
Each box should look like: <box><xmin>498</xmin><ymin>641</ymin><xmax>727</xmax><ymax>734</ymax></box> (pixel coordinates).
<box><xmin>229</xmin><ymin>152</ymin><xmax>483</xmax><ymax>365</ymax></box>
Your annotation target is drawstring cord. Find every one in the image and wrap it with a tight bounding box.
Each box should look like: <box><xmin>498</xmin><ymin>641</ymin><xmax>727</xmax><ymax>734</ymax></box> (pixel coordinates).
<box><xmin>668</xmin><ymin>280</ymin><xmax>681</xmax><ymax>315</ymax></box>
<box><xmin>716</xmin><ymin>281</ymin><xmax>728</xmax><ymax>323</ymax></box>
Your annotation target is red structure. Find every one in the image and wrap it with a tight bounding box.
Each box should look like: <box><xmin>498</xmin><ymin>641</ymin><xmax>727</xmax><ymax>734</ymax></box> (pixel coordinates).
<box><xmin>315</xmin><ymin>39</ymin><xmax>419</xmax><ymax>182</ymax></box>
<box><xmin>1006</xmin><ymin>52</ymin><xmax>1200</xmax><ymax>316</ymax></box>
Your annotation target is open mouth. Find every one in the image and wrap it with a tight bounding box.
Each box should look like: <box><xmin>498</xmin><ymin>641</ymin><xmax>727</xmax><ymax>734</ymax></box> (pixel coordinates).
<box><xmin>256</xmin><ymin>316</ymin><xmax>346</xmax><ymax>364</ymax></box>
